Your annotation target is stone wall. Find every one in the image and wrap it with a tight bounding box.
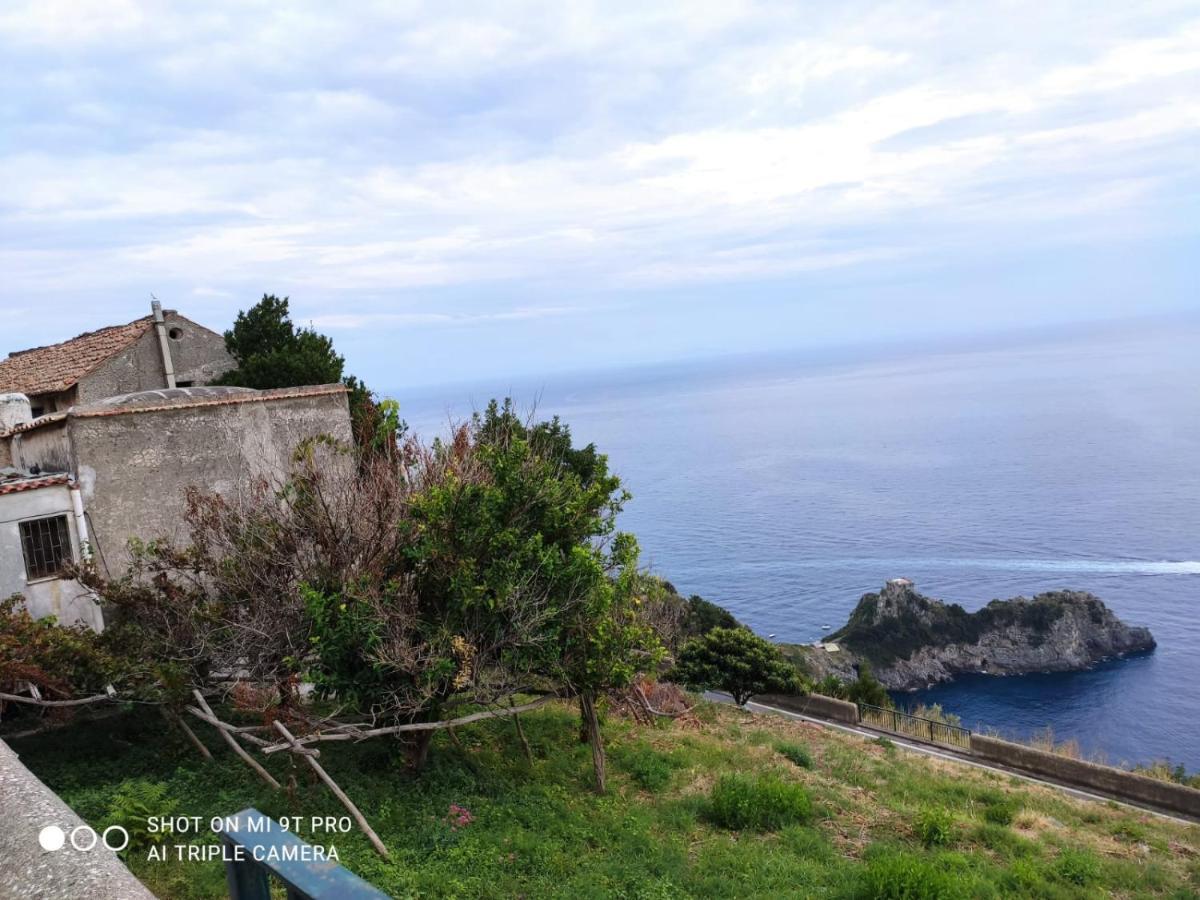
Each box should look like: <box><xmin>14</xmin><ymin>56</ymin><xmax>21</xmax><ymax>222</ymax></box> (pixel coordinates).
<box><xmin>9</xmin><ymin>417</ymin><xmax>71</xmax><ymax>474</ymax></box>
<box><xmin>0</xmin><ymin>739</ymin><xmax>154</xmax><ymax>899</ymax></box>
<box><xmin>72</xmin><ymin>385</ymin><xmax>352</xmax><ymax>574</ymax></box>
<box><xmin>971</xmin><ymin>734</ymin><xmax>1200</xmax><ymax>818</ymax></box>
<box><xmin>757</xmin><ymin>692</ymin><xmax>861</xmax><ymax>725</ymax></box>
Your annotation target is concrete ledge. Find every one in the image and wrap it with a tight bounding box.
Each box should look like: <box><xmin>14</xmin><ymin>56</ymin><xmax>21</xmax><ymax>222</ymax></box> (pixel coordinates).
<box><xmin>756</xmin><ymin>692</ymin><xmax>861</xmax><ymax>725</ymax></box>
<box><xmin>0</xmin><ymin>739</ymin><xmax>154</xmax><ymax>899</ymax></box>
<box><xmin>971</xmin><ymin>734</ymin><xmax>1200</xmax><ymax>819</ymax></box>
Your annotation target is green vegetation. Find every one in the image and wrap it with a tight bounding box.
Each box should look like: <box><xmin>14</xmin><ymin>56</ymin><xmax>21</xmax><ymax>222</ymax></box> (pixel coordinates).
<box><xmin>915</xmin><ymin>806</ymin><xmax>955</xmax><ymax>847</ymax></box>
<box><xmin>672</xmin><ymin>626</ymin><xmax>802</xmax><ymax>705</ymax></box>
<box><xmin>15</xmin><ymin>699</ymin><xmax>1198</xmax><ymax>899</ymax></box>
<box><xmin>706</xmin><ymin>772</ymin><xmax>812</xmax><ymax>831</ymax></box>
<box><xmin>775</xmin><ymin>740</ymin><xmax>814</xmax><ymax>769</ymax></box>
<box><xmin>215</xmin><ymin>293</ymin><xmax>393</xmax><ymax>447</ymax></box>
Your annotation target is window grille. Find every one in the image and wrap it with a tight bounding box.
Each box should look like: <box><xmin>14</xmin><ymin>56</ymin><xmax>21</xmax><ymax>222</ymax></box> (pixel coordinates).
<box><xmin>19</xmin><ymin>515</ymin><xmax>72</xmax><ymax>580</ymax></box>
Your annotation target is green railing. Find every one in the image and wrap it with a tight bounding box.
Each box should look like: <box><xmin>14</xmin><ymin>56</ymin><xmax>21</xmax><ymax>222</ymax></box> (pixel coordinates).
<box><xmin>858</xmin><ymin>703</ymin><xmax>972</xmax><ymax>751</ymax></box>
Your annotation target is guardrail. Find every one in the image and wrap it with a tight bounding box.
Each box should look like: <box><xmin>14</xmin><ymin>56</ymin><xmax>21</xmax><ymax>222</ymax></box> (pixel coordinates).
<box><xmin>220</xmin><ymin>808</ymin><xmax>387</xmax><ymax>900</ymax></box>
<box><xmin>858</xmin><ymin>703</ymin><xmax>972</xmax><ymax>751</ymax></box>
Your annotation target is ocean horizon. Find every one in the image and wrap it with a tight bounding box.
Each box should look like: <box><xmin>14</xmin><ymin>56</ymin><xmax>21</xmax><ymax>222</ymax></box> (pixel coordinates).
<box><xmin>399</xmin><ymin>320</ymin><xmax>1200</xmax><ymax>770</ymax></box>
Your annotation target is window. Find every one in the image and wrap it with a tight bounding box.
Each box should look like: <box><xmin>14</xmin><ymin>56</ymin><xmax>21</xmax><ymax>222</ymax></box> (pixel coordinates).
<box><xmin>19</xmin><ymin>515</ymin><xmax>72</xmax><ymax>580</ymax></box>
<box><xmin>176</xmin><ymin>380</ymin><xmax>194</xmax><ymax>388</ymax></box>
<box><xmin>168</xmin><ymin>326</ymin><xmax>183</xmax><ymax>340</ymax></box>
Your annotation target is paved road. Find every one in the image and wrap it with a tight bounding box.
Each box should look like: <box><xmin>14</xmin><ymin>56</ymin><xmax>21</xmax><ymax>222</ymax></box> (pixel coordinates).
<box><xmin>706</xmin><ymin>693</ymin><xmax>1199</xmax><ymax>827</ymax></box>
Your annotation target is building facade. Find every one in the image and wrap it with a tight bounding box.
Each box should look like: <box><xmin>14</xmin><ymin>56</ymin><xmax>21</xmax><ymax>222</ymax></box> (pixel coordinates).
<box><xmin>0</xmin><ymin>306</ymin><xmax>354</xmax><ymax>630</ymax></box>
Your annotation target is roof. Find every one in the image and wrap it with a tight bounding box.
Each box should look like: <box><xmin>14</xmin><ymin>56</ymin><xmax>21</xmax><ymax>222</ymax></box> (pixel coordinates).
<box><xmin>0</xmin><ymin>470</ymin><xmax>70</xmax><ymax>496</ymax></box>
<box><xmin>0</xmin><ymin>316</ymin><xmax>160</xmax><ymax>397</ymax></box>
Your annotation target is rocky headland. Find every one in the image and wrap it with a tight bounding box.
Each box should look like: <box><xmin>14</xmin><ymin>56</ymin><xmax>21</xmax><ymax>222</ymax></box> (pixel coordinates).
<box><xmin>795</xmin><ymin>578</ymin><xmax>1156</xmax><ymax>691</ymax></box>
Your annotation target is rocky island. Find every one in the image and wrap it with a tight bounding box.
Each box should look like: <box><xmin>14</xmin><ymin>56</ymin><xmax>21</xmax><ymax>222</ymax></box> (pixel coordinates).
<box><xmin>796</xmin><ymin>578</ymin><xmax>1156</xmax><ymax>691</ymax></box>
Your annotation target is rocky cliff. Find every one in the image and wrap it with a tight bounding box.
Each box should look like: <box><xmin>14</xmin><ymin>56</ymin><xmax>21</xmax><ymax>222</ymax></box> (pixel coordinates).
<box><xmin>801</xmin><ymin>579</ymin><xmax>1155</xmax><ymax>691</ymax></box>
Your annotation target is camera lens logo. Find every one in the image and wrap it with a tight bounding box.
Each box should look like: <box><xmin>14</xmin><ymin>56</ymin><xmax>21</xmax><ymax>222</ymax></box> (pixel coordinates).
<box><xmin>39</xmin><ymin>824</ymin><xmax>129</xmax><ymax>853</ymax></box>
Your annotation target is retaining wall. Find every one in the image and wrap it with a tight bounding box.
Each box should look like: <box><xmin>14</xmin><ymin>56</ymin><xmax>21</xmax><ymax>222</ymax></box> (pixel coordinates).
<box><xmin>0</xmin><ymin>739</ymin><xmax>153</xmax><ymax>899</ymax></box>
<box><xmin>971</xmin><ymin>734</ymin><xmax>1200</xmax><ymax>819</ymax></box>
<box><xmin>756</xmin><ymin>692</ymin><xmax>861</xmax><ymax>725</ymax></box>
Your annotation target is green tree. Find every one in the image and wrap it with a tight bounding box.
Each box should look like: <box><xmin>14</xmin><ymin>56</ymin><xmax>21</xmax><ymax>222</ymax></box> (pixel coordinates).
<box><xmin>218</xmin><ymin>295</ymin><xmax>389</xmax><ymax>449</ymax></box>
<box><xmin>673</xmin><ymin>626</ymin><xmax>802</xmax><ymax>706</ymax></box>
<box><xmin>218</xmin><ymin>295</ymin><xmax>345</xmax><ymax>388</ymax></box>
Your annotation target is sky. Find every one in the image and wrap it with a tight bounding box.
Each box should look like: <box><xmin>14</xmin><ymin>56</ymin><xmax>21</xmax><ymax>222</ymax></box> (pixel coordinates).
<box><xmin>1</xmin><ymin>1</ymin><xmax>1198</xmax><ymax>389</ymax></box>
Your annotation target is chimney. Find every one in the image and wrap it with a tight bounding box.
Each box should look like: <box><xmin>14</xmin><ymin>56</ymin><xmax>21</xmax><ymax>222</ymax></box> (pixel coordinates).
<box><xmin>151</xmin><ymin>300</ymin><xmax>177</xmax><ymax>389</ymax></box>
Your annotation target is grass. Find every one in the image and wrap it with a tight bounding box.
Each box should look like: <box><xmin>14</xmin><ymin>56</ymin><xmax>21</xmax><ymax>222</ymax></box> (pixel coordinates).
<box><xmin>12</xmin><ymin>700</ymin><xmax>1200</xmax><ymax>899</ymax></box>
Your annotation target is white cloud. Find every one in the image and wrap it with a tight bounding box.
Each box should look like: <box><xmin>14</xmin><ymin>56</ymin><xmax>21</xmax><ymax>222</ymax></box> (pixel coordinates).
<box><xmin>1</xmin><ymin>1</ymin><xmax>1198</xmax><ymax>321</ymax></box>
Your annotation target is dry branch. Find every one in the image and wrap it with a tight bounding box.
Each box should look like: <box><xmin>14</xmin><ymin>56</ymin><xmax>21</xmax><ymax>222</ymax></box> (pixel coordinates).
<box><xmin>192</xmin><ymin>690</ymin><xmax>281</xmax><ymax>789</ymax></box>
<box><xmin>272</xmin><ymin>720</ymin><xmax>389</xmax><ymax>859</ymax></box>
<box><xmin>259</xmin><ymin>695</ymin><xmax>555</xmax><ymax>754</ymax></box>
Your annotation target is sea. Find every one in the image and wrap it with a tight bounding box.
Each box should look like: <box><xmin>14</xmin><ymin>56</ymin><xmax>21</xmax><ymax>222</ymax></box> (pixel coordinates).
<box><xmin>397</xmin><ymin>320</ymin><xmax>1200</xmax><ymax>770</ymax></box>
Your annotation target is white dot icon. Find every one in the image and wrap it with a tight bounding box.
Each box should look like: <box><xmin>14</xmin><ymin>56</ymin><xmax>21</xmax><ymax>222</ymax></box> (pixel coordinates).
<box><xmin>38</xmin><ymin>825</ymin><xmax>65</xmax><ymax>852</ymax></box>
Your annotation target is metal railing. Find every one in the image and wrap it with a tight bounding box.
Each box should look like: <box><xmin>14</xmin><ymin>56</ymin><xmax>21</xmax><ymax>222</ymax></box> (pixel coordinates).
<box><xmin>221</xmin><ymin>808</ymin><xmax>387</xmax><ymax>900</ymax></box>
<box><xmin>858</xmin><ymin>703</ymin><xmax>972</xmax><ymax>751</ymax></box>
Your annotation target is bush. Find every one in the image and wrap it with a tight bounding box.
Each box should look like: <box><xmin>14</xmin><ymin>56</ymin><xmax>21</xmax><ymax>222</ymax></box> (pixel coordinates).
<box><xmin>706</xmin><ymin>773</ymin><xmax>812</xmax><ymax>831</ymax></box>
<box><xmin>613</xmin><ymin>743</ymin><xmax>678</xmax><ymax>792</ymax></box>
<box><xmin>982</xmin><ymin>797</ymin><xmax>1018</xmax><ymax>826</ymax></box>
<box><xmin>857</xmin><ymin>851</ymin><xmax>971</xmax><ymax>899</ymax></box>
<box><xmin>915</xmin><ymin>806</ymin><xmax>955</xmax><ymax>848</ymax></box>
<box><xmin>775</xmin><ymin>741</ymin><xmax>813</xmax><ymax>769</ymax></box>
<box><xmin>100</xmin><ymin>780</ymin><xmax>179</xmax><ymax>855</ymax></box>
<box><xmin>1053</xmin><ymin>848</ymin><xmax>1100</xmax><ymax>886</ymax></box>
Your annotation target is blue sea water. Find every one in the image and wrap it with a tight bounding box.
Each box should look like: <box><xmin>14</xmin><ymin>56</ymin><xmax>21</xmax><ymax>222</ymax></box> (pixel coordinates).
<box><xmin>398</xmin><ymin>322</ymin><xmax>1200</xmax><ymax>770</ymax></box>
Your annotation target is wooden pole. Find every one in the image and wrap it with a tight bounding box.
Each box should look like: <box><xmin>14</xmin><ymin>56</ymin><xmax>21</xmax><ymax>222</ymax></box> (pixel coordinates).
<box><xmin>185</xmin><ymin>706</ymin><xmax>271</xmax><ymax>747</ymax></box>
<box><xmin>510</xmin><ymin>700</ymin><xmax>533</xmax><ymax>764</ymax></box>
<box><xmin>260</xmin><ymin>695</ymin><xmax>554</xmax><ymax>754</ymax></box>
<box><xmin>163</xmin><ymin>707</ymin><xmax>212</xmax><ymax>760</ymax></box>
<box><xmin>272</xmin><ymin>720</ymin><xmax>390</xmax><ymax>859</ymax></box>
<box><xmin>193</xmin><ymin>690</ymin><xmax>281</xmax><ymax>790</ymax></box>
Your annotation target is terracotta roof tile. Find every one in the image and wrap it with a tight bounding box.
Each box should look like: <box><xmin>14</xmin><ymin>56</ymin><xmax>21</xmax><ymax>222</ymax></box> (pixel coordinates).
<box><xmin>0</xmin><ymin>316</ymin><xmax>158</xmax><ymax>396</ymax></box>
<box><xmin>0</xmin><ymin>473</ymin><xmax>70</xmax><ymax>495</ymax></box>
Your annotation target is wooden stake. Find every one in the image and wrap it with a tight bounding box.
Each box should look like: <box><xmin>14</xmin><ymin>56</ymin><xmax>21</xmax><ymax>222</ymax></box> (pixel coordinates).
<box><xmin>163</xmin><ymin>707</ymin><xmax>212</xmax><ymax>760</ymax></box>
<box><xmin>272</xmin><ymin>720</ymin><xmax>390</xmax><ymax>859</ymax></box>
<box><xmin>192</xmin><ymin>690</ymin><xmax>281</xmax><ymax>790</ymax></box>
<box><xmin>510</xmin><ymin>700</ymin><xmax>533</xmax><ymax>764</ymax></box>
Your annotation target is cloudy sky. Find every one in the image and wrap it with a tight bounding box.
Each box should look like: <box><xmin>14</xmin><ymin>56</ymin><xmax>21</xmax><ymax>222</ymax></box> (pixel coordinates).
<box><xmin>1</xmin><ymin>1</ymin><xmax>1198</xmax><ymax>388</ymax></box>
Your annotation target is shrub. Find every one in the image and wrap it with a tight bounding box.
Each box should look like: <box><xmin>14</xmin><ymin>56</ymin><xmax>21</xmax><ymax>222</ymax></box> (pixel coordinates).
<box><xmin>775</xmin><ymin>741</ymin><xmax>813</xmax><ymax>769</ymax></box>
<box><xmin>613</xmin><ymin>743</ymin><xmax>678</xmax><ymax>792</ymax></box>
<box><xmin>706</xmin><ymin>773</ymin><xmax>812</xmax><ymax>831</ymax></box>
<box><xmin>982</xmin><ymin>797</ymin><xmax>1018</xmax><ymax>826</ymax></box>
<box><xmin>857</xmin><ymin>851</ymin><xmax>971</xmax><ymax>899</ymax></box>
<box><xmin>915</xmin><ymin>806</ymin><xmax>955</xmax><ymax>848</ymax></box>
<box><xmin>100</xmin><ymin>780</ymin><xmax>179</xmax><ymax>855</ymax></box>
<box><xmin>1053</xmin><ymin>848</ymin><xmax>1100</xmax><ymax>886</ymax></box>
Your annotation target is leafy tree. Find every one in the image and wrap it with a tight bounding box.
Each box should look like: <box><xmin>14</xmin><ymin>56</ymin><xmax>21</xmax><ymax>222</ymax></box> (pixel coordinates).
<box><xmin>218</xmin><ymin>295</ymin><xmax>390</xmax><ymax>450</ymax></box>
<box><xmin>673</xmin><ymin>626</ymin><xmax>802</xmax><ymax>706</ymax></box>
<box><xmin>684</xmin><ymin>595</ymin><xmax>740</xmax><ymax>637</ymax></box>
<box><xmin>218</xmin><ymin>295</ymin><xmax>345</xmax><ymax>389</ymax></box>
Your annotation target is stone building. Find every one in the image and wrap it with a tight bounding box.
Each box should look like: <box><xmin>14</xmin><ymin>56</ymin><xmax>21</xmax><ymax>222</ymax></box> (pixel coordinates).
<box><xmin>0</xmin><ymin>302</ymin><xmax>234</xmax><ymax>418</ymax></box>
<box><xmin>0</xmin><ymin>306</ymin><xmax>353</xmax><ymax>630</ymax></box>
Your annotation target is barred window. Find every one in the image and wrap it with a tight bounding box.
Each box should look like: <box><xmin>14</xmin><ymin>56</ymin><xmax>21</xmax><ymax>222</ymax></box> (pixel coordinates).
<box><xmin>19</xmin><ymin>515</ymin><xmax>72</xmax><ymax>580</ymax></box>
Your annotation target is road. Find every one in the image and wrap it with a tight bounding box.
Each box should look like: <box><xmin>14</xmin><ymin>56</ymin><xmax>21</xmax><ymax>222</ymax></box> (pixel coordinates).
<box><xmin>705</xmin><ymin>692</ymin><xmax>1199</xmax><ymax>827</ymax></box>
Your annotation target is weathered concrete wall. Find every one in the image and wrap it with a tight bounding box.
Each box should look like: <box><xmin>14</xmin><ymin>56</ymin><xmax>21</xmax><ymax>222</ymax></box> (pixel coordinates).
<box><xmin>0</xmin><ymin>739</ymin><xmax>154</xmax><ymax>899</ymax></box>
<box><xmin>0</xmin><ymin>483</ymin><xmax>101</xmax><ymax>629</ymax></box>
<box><xmin>9</xmin><ymin>419</ymin><xmax>71</xmax><ymax>474</ymax></box>
<box><xmin>75</xmin><ymin>314</ymin><xmax>233</xmax><ymax>405</ymax></box>
<box><xmin>757</xmin><ymin>692</ymin><xmax>861</xmax><ymax>725</ymax></box>
<box><xmin>971</xmin><ymin>734</ymin><xmax>1200</xmax><ymax>818</ymax></box>
<box><xmin>161</xmin><ymin>312</ymin><xmax>235</xmax><ymax>387</ymax></box>
<box><xmin>73</xmin><ymin>386</ymin><xmax>352</xmax><ymax>574</ymax></box>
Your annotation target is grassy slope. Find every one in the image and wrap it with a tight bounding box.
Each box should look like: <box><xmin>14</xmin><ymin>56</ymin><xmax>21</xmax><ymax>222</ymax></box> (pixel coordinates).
<box><xmin>12</xmin><ymin>701</ymin><xmax>1200</xmax><ymax>899</ymax></box>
